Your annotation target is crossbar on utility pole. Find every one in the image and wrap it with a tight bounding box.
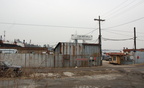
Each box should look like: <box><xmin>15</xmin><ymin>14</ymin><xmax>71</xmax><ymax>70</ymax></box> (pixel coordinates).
<box><xmin>94</xmin><ymin>16</ymin><xmax>105</xmax><ymax>66</ymax></box>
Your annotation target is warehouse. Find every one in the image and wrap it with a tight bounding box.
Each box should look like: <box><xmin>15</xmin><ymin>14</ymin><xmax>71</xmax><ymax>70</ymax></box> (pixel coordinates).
<box><xmin>54</xmin><ymin>42</ymin><xmax>101</xmax><ymax>67</ymax></box>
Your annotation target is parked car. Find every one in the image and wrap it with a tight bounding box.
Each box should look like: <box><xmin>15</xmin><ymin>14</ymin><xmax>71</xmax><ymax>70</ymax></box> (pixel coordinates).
<box><xmin>0</xmin><ymin>61</ymin><xmax>22</xmax><ymax>77</ymax></box>
<box><xmin>102</xmin><ymin>55</ymin><xmax>111</xmax><ymax>61</ymax></box>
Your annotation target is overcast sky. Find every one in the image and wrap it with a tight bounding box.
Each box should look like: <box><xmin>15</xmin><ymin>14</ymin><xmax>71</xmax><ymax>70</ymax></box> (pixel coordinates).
<box><xmin>0</xmin><ymin>0</ymin><xmax>144</xmax><ymax>50</ymax></box>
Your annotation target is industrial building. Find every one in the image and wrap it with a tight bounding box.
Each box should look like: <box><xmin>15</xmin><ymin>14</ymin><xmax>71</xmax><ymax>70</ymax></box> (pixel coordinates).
<box><xmin>54</xmin><ymin>42</ymin><xmax>100</xmax><ymax>56</ymax></box>
<box><xmin>54</xmin><ymin>42</ymin><xmax>101</xmax><ymax>67</ymax></box>
<box><xmin>123</xmin><ymin>49</ymin><xmax>144</xmax><ymax>64</ymax></box>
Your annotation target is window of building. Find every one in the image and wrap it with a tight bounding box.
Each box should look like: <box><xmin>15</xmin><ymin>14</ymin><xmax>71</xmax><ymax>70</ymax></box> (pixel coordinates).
<box><xmin>113</xmin><ymin>56</ymin><xmax>117</xmax><ymax>61</ymax></box>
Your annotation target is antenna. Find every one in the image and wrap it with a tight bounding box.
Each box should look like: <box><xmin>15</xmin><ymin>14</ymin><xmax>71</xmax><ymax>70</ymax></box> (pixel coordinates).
<box><xmin>75</xmin><ymin>31</ymin><xmax>78</xmax><ymax>43</ymax></box>
<box><xmin>29</xmin><ymin>40</ymin><xmax>31</xmax><ymax>44</ymax></box>
<box><xmin>0</xmin><ymin>35</ymin><xmax>2</xmax><ymax>40</ymax></box>
<box><xmin>4</xmin><ymin>31</ymin><xmax>6</xmax><ymax>41</ymax></box>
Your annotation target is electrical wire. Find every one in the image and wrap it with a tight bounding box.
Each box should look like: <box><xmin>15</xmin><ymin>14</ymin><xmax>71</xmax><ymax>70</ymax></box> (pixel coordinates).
<box><xmin>103</xmin><ymin>16</ymin><xmax>144</xmax><ymax>29</ymax></box>
<box><xmin>85</xmin><ymin>28</ymin><xmax>99</xmax><ymax>35</ymax></box>
<box><xmin>102</xmin><ymin>0</ymin><xmax>129</xmax><ymax>17</ymax></box>
<box><xmin>103</xmin><ymin>0</ymin><xmax>136</xmax><ymax>18</ymax></box>
<box><xmin>103</xmin><ymin>30</ymin><xmax>144</xmax><ymax>41</ymax></box>
<box><xmin>0</xmin><ymin>22</ymin><xmax>95</xmax><ymax>29</ymax></box>
<box><xmin>137</xmin><ymin>39</ymin><xmax>144</xmax><ymax>41</ymax></box>
<box><xmin>107</xmin><ymin>30</ymin><xmax>144</xmax><ymax>36</ymax></box>
<box><xmin>102</xmin><ymin>37</ymin><xmax>134</xmax><ymax>41</ymax></box>
<box><xmin>103</xmin><ymin>30</ymin><xmax>132</xmax><ymax>37</ymax></box>
<box><xmin>104</xmin><ymin>29</ymin><xmax>133</xmax><ymax>33</ymax></box>
<box><xmin>106</xmin><ymin>0</ymin><xmax>144</xmax><ymax>20</ymax></box>
<box><xmin>86</xmin><ymin>37</ymin><xmax>99</xmax><ymax>43</ymax></box>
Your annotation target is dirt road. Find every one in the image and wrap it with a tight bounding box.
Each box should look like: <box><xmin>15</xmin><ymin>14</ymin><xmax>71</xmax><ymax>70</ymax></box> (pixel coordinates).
<box><xmin>0</xmin><ymin>61</ymin><xmax>144</xmax><ymax>88</ymax></box>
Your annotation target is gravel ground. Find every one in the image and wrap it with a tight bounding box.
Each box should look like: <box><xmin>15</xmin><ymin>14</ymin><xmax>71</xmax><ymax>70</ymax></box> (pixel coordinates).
<box><xmin>0</xmin><ymin>61</ymin><xmax>144</xmax><ymax>88</ymax></box>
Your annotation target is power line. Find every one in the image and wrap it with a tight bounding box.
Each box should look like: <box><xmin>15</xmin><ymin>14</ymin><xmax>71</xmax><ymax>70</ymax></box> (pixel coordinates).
<box><xmin>102</xmin><ymin>0</ymin><xmax>129</xmax><ymax>17</ymax></box>
<box><xmin>106</xmin><ymin>0</ymin><xmax>144</xmax><ymax>20</ymax></box>
<box><xmin>0</xmin><ymin>22</ymin><xmax>95</xmax><ymax>29</ymax></box>
<box><xmin>104</xmin><ymin>29</ymin><xmax>144</xmax><ymax>36</ymax></box>
<box><xmin>102</xmin><ymin>37</ymin><xmax>133</xmax><ymax>41</ymax></box>
<box><xmin>105</xmin><ymin>30</ymin><xmax>132</xmax><ymax>33</ymax></box>
<box><xmin>103</xmin><ymin>30</ymin><xmax>132</xmax><ymax>37</ymax></box>
<box><xmin>103</xmin><ymin>16</ymin><xmax>144</xmax><ymax>29</ymax></box>
<box><xmin>137</xmin><ymin>39</ymin><xmax>144</xmax><ymax>41</ymax></box>
<box><xmin>85</xmin><ymin>28</ymin><xmax>99</xmax><ymax>35</ymax></box>
<box><xmin>85</xmin><ymin>18</ymin><xmax>105</xmax><ymax>35</ymax></box>
<box><xmin>104</xmin><ymin>0</ymin><xmax>136</xmax><ymax>18</ymax></box>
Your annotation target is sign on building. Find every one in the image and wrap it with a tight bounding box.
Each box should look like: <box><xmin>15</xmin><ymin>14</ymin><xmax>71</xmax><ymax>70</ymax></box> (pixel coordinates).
<box><xmin>71</xmin><ymin>34</ymin><xmax>93</xmax><ymax>40</ymax></box>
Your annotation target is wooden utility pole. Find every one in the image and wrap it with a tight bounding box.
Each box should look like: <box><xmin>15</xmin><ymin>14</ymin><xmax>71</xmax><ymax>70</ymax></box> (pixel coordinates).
<box><xmin>134</xmin><ymin>27</ymin><xmax>136</xmax><ymax>64</ymax></box>
<box><xmin>94</xmin><ymin>16</ymin><xmax>105</xmax><ymax>66</ymax></box>
<box><xmin>134</xmin><ymin>27</ymin><xmax>136</xmax><ymax>51</ymax></box>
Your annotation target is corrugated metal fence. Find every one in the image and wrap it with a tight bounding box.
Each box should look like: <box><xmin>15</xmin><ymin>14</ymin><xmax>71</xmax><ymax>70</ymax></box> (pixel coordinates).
<box><xmin>121</xmin><ymin>51</ymin><xmax>144</xmax><ymax>65</ymax></box>
<box><xmin>0</xmin><ymin>54</ymin><xmax>101</xmax><ymax>68</ymax></box>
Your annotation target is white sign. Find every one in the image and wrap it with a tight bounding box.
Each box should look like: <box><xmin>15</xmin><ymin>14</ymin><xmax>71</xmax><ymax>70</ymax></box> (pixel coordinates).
<box><xmin>71</xmin><ymin>34</ymin><xmax>93</xmax><ymax>40</ymax></box>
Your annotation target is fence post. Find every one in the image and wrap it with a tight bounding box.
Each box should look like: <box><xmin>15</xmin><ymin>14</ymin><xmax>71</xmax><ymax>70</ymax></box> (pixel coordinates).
<box><xmin>54</xmin><ymin>54</ymin><xmax>55</xmax><ymax>68</ymax></box>
<box><xmin>25</xmin><ymin>53</ymin><xmax>26</xmax><ymax>67</ymax></box>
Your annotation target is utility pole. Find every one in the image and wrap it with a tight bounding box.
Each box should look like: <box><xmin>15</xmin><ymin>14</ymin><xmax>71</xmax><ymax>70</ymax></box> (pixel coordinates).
<box><xmin>94</xmin><ymin>16</ymin><xmax>105</xmax><ymax>66</ymax></box>
<box><xmin>134</xmin><ymin>27</ymin><xmax>136</xmax><ymax>51</ymax></box>
<box><xmin>134</xmin><ymin>27</ymin><xmax>136</xmax><ymax>64</ymax></box>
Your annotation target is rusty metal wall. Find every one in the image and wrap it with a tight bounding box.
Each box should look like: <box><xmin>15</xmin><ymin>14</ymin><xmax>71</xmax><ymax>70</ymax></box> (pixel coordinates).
<box><xmin>55</xmin><ymin>43</ymin><xmax>79</xmax><ymax>55</ymax></box>
<box><xmin>54</xmin><ymin>42</ymin><xmax>101</xmax><ymax>66</ymax></box>
<box><xmin>83</xmin><ymin>44</ymin><xmax>100</xmax><ymax>56</ymax></box>
<box><xmin>135</xmin><ymin>51</ymin><xmax>144</xmax><ymax>64</ymax></box>
<box><xmin>0</xmin><ymin>53</ymin><xmax>100</xmax><ymax>67</ymax></box>
<box><xmin>60</xmin><ymin>43</ymin><xmax>83</xmax><ymax>55</ymax></box>
<box><xmin>0</xmin><ymin>54</ymin><xmax>54</xmax><ymax>67</ymax></box>
<box><xmin>54</xmin><ymin>42</ymin><xmax>100</xmax><ymax>56</ymax></box>
<box><xmin>121</xmin><ymin>51</ymin><xmax>144</xmax><ymax>65</ymax></box>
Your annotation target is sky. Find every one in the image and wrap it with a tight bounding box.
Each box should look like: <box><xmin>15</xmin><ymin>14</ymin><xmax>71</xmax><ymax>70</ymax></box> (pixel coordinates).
<box><xmin>0</xmin><ymin>0</ymin><xmax>144</xmax><ymax>50</ymax></box>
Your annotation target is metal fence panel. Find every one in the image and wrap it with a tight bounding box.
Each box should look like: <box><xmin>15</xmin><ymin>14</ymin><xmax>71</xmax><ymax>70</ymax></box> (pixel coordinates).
<box><xmin>0</xmin><ymin>54</ymin><xmax>100</xmax><ymax>68</ymax></box>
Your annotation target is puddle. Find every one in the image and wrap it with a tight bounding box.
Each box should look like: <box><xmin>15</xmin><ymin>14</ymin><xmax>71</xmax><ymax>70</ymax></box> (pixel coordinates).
<box><xmin>63</xmin><ymin>72</ymin><xmax>75</xmax><ymax>77</ymax></box>
<box><xmin>30</xmin><ymin>73</ymin><xmax>60</xmax><ymax>78</ymax></box>
<box><xmin>30</xmin><ymin>72</ymin><xmax>75</xmax><ymax>78</ymax></box>
<box><xmin>73</xmin><ymin>85</ymin><xmax>99</xmax><ymax>88</ymax></box>
<box><xmin>84</xmin><ymin>74</ymin><xmax>123</xmax><ymax>80</ymax></box>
